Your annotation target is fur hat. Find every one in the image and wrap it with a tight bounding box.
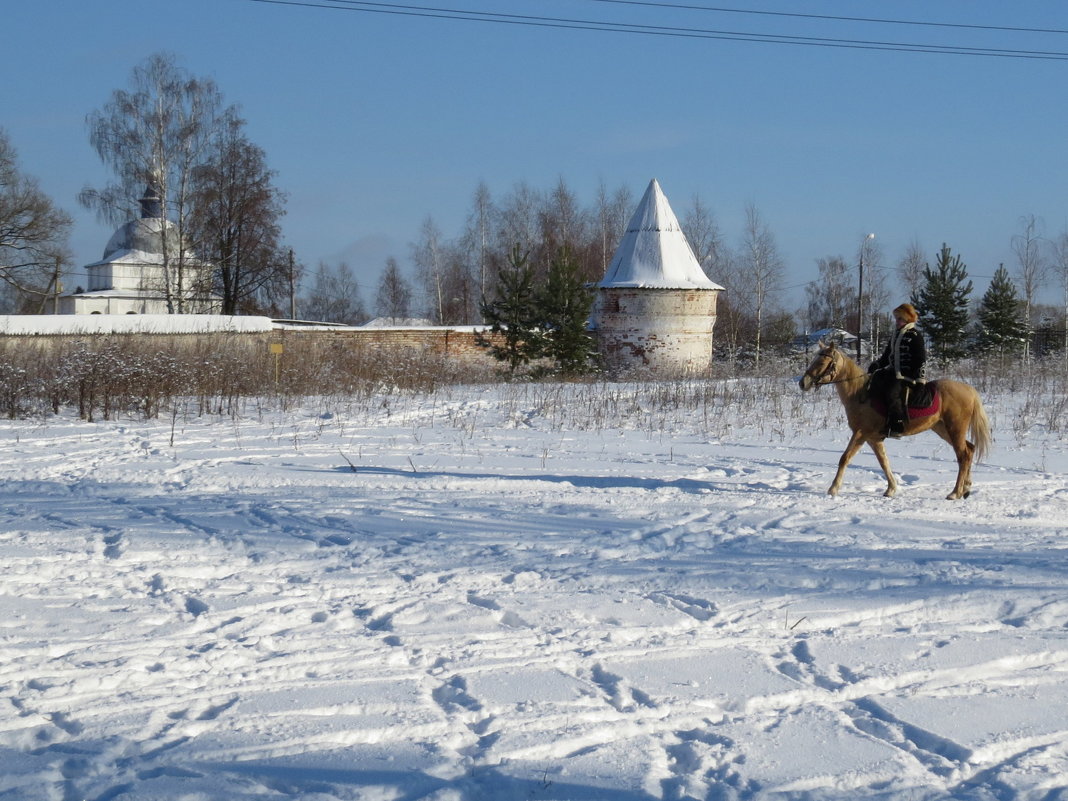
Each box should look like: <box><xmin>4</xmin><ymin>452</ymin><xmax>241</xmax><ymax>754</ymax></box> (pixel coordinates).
<box><xmin>893</xmin><ymin>303</ymin><xmax>919</xmax><ymax>323</ymax></box>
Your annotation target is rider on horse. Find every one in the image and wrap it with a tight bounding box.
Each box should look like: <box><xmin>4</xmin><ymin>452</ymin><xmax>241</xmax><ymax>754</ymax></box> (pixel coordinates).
<box><xmin>868</xmin><ymin>302</ymin><xmax>927</xmax><ymax>438</ymax></box>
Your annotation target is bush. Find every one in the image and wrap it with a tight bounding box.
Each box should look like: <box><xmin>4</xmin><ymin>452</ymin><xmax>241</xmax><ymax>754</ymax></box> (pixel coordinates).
<box><xmin>0</xmin><ymin>333</ymin><xmax>489</xmax><ymax>421</ymax></box>
<box><xmin>3</xmin><ymin>333</ymin><xmax>1067</xmax><ymax>445</ymax></box>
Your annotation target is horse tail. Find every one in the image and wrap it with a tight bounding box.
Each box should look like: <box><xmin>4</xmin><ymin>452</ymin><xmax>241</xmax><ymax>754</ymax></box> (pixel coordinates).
<box><xmin>970</xmin><ymin>391</ymin><xmax>992</xmax><ymax>463</ymax></box>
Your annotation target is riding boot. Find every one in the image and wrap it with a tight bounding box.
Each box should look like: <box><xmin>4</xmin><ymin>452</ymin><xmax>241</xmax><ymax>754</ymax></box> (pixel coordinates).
<box><xmin>885</xmin><ymin>384</ymin><xmax>906</xmax><ymax>438</ymax></box>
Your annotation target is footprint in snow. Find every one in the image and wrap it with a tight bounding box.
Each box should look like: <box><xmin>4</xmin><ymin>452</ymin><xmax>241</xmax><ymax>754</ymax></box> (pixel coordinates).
<box><xmin>432</xmin><ymin>675</ymin><xmax>481</xmax><ymax>713</ymax></box>
<box><xmin>185</xmin><ymin>597</ymin><xmax>209</xmax><ymax>617</ymax></box>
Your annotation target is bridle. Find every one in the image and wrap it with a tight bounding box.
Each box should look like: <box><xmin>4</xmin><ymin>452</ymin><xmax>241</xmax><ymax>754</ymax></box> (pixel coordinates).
<box><xmin>805</xmin><ymin>348</ymin><xmax>841</xmax><ymax>387</ymax></box>
<box><xmin>804</xmin><ymin>347</ymin><xmax>863</xmax><ymax>388</ymax></box>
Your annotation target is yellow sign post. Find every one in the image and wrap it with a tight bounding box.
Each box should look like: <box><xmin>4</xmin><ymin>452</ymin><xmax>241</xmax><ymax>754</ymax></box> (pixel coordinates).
<box><xmin>269</xmin><ymin>343</ymin><xmax>284</xmax><ymax>382</ymax></box>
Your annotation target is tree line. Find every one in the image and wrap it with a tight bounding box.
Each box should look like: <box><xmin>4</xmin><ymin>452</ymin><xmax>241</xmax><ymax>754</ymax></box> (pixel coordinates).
<box><xmin>803</xmin><ymin>220</ymin><xmax>1068</xmax><ymax>365</ymax></box>
<box><xmin>4</xmin><ymin>53</ymin><xmax>1068</xmax><ymax>370</ymax></box>
<box><xmin>302</xmin><ymin>183</ymin><xmax>795</xmax><ymax>367</ymax></box>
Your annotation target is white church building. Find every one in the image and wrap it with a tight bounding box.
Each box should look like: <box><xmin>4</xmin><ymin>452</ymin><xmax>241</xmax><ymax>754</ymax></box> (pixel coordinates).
<box><xmin>592</xmin><ymin>178</ymin><xmax>724</xmax><ymax>375</ymax></box>
<box><xmin>58</xmin><ymin>184</ymin><xmax>219</xmax><ymax>315</ymax></box>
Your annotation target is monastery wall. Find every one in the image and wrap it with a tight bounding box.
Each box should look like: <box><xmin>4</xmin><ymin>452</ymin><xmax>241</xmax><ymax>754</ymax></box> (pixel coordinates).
<box><xmin>0</xmin><ymin>325</ymin><xmax>502</xmax><ymax>369</ymax></box>
<box><xmin>267</xmin><ymin>326</ymin><xmax>499</xmax><ymax>366</ymax></box>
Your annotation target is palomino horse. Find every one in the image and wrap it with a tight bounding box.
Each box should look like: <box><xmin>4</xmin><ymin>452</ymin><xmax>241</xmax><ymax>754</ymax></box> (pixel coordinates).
<box><xmin>799</xmin><ymin>342</ymin><xmax>991</xmax><ymax>500</ymax></box>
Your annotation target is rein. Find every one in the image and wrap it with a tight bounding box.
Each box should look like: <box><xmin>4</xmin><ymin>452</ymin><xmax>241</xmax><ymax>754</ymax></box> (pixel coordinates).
<box><xmin>820</xmin><ymin>374</ymin><xmax>866</xmax><ymax>386</ymax></box>
<box><xmin>806</xmin><ymin>351</ymin><xmax>867</xmax><ymax>388</ymax></box>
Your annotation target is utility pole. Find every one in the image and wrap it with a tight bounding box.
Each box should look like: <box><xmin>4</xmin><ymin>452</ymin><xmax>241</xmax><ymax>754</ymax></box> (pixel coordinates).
<box><xmin>857</xmin><ymin>233</ymin><xmax>875</xmax><ymax>361</ymax></box>
<box><xmin>53</xmin><ymin>256</ymin><xmax>62</xmax><ymax>314</ymax></box>
<box><xmin>288</xmin><ymin>249</ymin><xmax>297</xmax><ymax>320</ymax></box>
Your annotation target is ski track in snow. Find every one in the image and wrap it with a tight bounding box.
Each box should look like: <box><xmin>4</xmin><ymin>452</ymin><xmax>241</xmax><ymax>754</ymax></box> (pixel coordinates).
<box><xmin>2</xmin><ymin>385</ymin><xmax>1068</xmax><ymax>800</ymax></box>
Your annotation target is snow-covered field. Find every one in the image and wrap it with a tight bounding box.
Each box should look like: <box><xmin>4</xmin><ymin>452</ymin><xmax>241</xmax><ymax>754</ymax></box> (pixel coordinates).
<box><xmin>2</xmin><ymin>376</ymin><xmax>1068</xmax><ymax>801</ymax></box>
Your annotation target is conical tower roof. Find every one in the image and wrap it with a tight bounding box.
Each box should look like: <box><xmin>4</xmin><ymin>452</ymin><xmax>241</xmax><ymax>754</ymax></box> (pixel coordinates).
<box><xmin>598</xmin><ymin>179</ymin><xmax>724</xmax><ymax>290</ymax></box>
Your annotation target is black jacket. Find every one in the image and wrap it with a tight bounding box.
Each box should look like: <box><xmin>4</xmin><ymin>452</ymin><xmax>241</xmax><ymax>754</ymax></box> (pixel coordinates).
<box><xmin>869</xmin><ymin>323</ymin><xmax>926</xmax><ymax>384</ymax></box>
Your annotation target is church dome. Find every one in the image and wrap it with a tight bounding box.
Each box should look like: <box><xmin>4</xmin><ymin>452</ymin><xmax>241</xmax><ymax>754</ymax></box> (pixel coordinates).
<box><xmin>102</xmin><ymin>217</ymin><xmax>174</xmax><ymax>260</ymax></box>
<box><xmin>100</xmin><ymin>182</ymin><xmax>183</xmax><ymax>261</ymax></box>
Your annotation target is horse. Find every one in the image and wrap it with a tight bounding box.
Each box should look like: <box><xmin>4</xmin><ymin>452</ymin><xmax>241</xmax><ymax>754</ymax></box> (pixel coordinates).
<box><xmin>798</xmin><ymin>341</ymin><xmax>991</xmax><ymax>500</ymax></box>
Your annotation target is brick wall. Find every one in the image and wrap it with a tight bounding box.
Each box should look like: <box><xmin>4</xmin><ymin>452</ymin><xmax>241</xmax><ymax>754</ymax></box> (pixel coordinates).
<box><xmin>268</xmin><ymin>326</ymin><xmax>500</xmax><ymax>366</ymax></box>
<box><xmin>0</xmin><ymin>325</ymin><xmax>504</xmax><ymax>368</ymax></box>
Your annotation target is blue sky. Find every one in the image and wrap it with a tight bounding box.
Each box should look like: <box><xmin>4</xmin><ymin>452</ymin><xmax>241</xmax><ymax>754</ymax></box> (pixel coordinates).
<box><xmin>4</xmin><ymin>0</ymin><xmax>1067</xmax><ymax>309</ymax></box>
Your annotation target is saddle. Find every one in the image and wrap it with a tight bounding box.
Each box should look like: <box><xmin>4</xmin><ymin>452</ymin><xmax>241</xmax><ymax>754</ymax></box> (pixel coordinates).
<box><xmin>869</xmin><ymin>381</ymin><xmax>940</xmax><ymax>420</ymax></box>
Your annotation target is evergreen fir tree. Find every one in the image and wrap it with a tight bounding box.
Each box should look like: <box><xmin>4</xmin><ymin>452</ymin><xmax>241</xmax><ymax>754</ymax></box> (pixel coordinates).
<box><xmin>913</xmin><ymin>243</ymin><xmax>973</xmax><ymax>362</ymax></box>
<box><xmin>534</xmin><ymin>247</ymin><xmax>596</xmax><ymax>376</ymax></box>
<box><xmin>477</xmin><ymin>245</ymin><xmax>543</xmax><ymax>372</ymax></box>
<box><xmin>976</xmin><ymin>263</ymin><xmax>1029</xmax><ymax>356</ymax></box>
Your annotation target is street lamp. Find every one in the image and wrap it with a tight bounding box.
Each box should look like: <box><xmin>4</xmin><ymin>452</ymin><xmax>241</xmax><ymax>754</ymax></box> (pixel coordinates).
<box><xmin>857</xmin><ymin>233</ymin><xmax>875</xmax><ymax>361</ymax></box>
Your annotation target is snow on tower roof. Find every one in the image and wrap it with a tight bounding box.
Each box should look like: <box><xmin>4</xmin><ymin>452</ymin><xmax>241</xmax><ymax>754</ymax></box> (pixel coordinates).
<box><xmin>598</xmin><ymin>179</ymin><xmax>724</xmax><ymax>290</ymax></box>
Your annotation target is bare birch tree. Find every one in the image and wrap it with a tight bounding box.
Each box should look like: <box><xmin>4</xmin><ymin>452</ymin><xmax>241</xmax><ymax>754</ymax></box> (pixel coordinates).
<box><xmin>300</xmin><ymin>261</ymin><xmax>366</xmax><ymax>324</ymax></box>
<box><xmin>737</xmin><ymin>203</ymin><xmax>785</xmax><ymax>365</ymax></box>
<box><xmin>1012</xmin><ymin>214</ymin><xmax>1047</xmax><ymax>329</ymax></box>
<box><xmin>711</xmin><ymin>248</ymin><xmax>745</xmax><ymax>362</ymax></box>
<box><xmin>805</xmin><ymin>256</ymin><xmax>853</xmax><ymax>332</ymax></box>
<box><xmin>682</xmin><ymin>194</ymin><xmax>725</xmax><ymax>284</ymax></box>
<box><xmin>542</xmin><ymin>178</ymin><xmax>582</xmax><ymax>245</ymax></box>
<box><xmin>411</xmin><ymin>216</ymin><xmax>447</xmax><ymax>323</ymax></box>
<box><xmin>1051</xmin><ymin>229</ymin><xmax>1068</xmax><ymax>364</ymax></box>
<box><xmin>494</xmin><ymin>182</ymin><xmax>543</xmax><ymax>273</ymax></box>
<box><xmin>898</xmin><ymin>239</ymin><xmax>926</xmax><ymax>300</ymax></box>
<box><xmin>858</xmin><ymin>234</ymin><xmax>889</xmax><ymax>354</ymax></box>
<box><xmin>375</xmin><ymin>256</ymin><xmax>412</xmax><ymax>323</ymax></box>
<box><xmin>594</xmin><ymin>180</ymin><xmax>632</xmax><ymax>276</ymax></box>
<box><xmin>461</xmin><ymin>181</ymin><xmax>494</xmax><ymax>302</ymax></box>
<box><xmin>81</xmin><ymin>53</ymin><xmax>232</xmax><ymax>312</ymax></box>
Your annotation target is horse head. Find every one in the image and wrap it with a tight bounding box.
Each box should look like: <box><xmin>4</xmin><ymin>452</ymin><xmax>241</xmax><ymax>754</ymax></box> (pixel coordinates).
<box><xmin>799</xmin><ymin>341</ymin><xmax>839</xmax><ymax>391</ymax></box>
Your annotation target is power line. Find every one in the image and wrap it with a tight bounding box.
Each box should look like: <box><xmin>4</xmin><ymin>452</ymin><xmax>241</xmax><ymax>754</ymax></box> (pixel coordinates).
<box><xmin>582</xmin><ymin>0</ymin><xmax>1068</xmax><ymax>38</ymax></box>
<box><xmin>247</xmin><ymin>0</ymin><xmax>1068</xmax><ymax>60</ymax></box>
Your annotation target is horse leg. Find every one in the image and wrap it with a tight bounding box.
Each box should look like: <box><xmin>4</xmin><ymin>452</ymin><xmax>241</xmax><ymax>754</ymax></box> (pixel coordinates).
<box><xmin>868</xmin><ymin>439</ymin><xmax>899</xmax><ymax>498</ymax></box>
<box><xmin>952</xmin><ymin>439</ymin><xmax>975</xmax><ymax>499</ymax></box>
<box><xmin>943</xmin><ymin>439</ymin><xmax>974</xmax><ymax>499</ymax></box>
<box><xmin>931</xmin><ymin>420</ymin><xmax>974</xmax><ymax>500</ymax></box>
<box><xmin>828</xmin><ymin>429</ymin><xmax>866</xmax><ymax>497</ymax></box>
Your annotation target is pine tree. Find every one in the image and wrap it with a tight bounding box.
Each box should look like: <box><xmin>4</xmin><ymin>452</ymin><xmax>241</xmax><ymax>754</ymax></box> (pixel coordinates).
<box><xmin>976</xmin><ymin>263</ymin><xmax>1029</xmax><ymax>357</ymax></box>
<box><xmin>913</xmin><ymin>243</ymin><xmax>973</xmax><ymax>362</ymax></box>
<box><xmin>534</xmin><ymin>247</ymin><xmax>596</xmax><ymax>376</ymax></box>
<box><xmin>477</xmin><ymin>245</ymin><xmax>542</xmax><ymax>372</ymax></box>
